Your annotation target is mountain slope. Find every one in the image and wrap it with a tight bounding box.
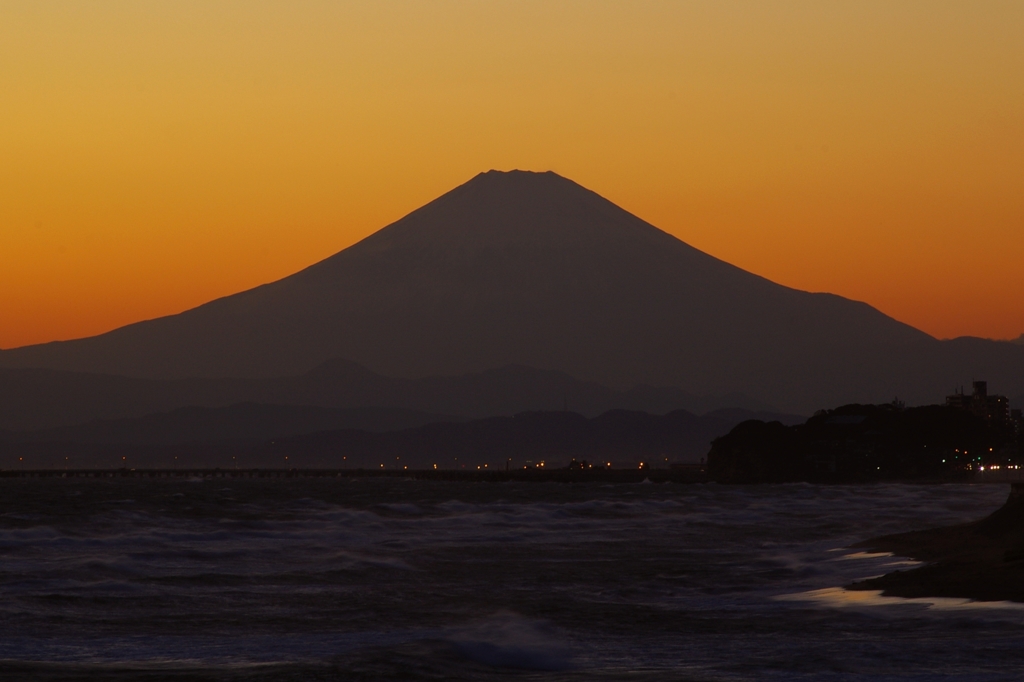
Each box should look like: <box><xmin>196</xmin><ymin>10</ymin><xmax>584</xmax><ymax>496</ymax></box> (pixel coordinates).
<box><xmin>2</xmin><ymin>170</ymin><xmax>1022</xmax><ymax>413</ymax></box>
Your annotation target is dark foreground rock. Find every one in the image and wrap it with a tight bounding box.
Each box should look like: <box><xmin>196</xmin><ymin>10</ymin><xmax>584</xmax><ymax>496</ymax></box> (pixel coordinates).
<box><xmin>849</xmin><ymin>483</ymin><xmax>1024</xmax><ymax>602</ymax></box>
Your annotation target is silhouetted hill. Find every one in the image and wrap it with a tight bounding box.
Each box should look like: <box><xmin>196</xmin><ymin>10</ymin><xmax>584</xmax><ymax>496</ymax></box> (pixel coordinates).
<box><xmin>0</xmin><ymin>361</ymin><xmax>776</xmax><ymax>431</ymax></box>
<box><xmin>0</xmin><ymin>407</ymin><xmax>801</xmax><ymax>470</ymax></box>
<box><xmin>3</xmin><ymin>170</ymin><xmax>1023</xmax><ymax>412</ymax></box>
<box><xmin>707</xmin><ymin>403</ymin><xmax>1018</xmax><ymax>483</ymax></box>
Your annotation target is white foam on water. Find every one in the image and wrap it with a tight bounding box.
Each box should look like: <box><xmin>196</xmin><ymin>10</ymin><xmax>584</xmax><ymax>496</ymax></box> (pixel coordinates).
<box><xmin>445</xmin><ymin>611</ymin><xmax>574</xmax><ymax>671</ymax></box>
<box><xmin>2</xmin><ymin>479</ymin><xmax>1018</xmax><ymax>678</ymax></box>
<box><xmin>834</xmin><ymin>551</ymin><xmax>893</xmax><ymax>560</ymax></box>
<box><xmin>776</xmin><ymin>587</ymin><xmax>1024</xmax><ymax>614</ymax></box>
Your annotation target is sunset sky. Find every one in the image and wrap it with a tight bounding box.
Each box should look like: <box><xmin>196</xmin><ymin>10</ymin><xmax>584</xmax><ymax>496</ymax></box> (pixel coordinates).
<box><xmin>2</xmin><ymin>1</ymin><xmax>1022</xmax><ymax>350</ymax></box>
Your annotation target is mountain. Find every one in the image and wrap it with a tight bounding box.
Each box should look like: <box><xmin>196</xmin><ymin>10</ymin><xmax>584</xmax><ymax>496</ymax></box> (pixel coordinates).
<box><xmin>0</xmin><ymin>361</ymin><xmax>772</xmax><ymax>431</ymax></box>
<box><xmin>2</xmin><ymin>170</ymin><xmax>1023</xmax><ymax>413</ymax></box>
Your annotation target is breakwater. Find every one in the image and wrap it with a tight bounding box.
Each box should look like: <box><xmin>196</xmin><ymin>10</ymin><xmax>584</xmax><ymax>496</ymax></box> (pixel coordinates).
<box><xmin>0</xmin><ymin>466</ymin><xmax>708</xmax><ymax>484</ymax></box>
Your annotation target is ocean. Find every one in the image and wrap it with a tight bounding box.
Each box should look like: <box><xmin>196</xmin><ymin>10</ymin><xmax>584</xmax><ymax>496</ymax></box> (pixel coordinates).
<box><xmin>0</xmin><ymin>477</ymin><xmax>1021</xmax><ymax>681</ymax></box>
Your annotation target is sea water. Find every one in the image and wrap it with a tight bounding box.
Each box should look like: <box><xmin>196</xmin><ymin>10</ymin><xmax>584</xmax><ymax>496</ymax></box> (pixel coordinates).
<box><xmin>0</xmin><ymin>478</ymin><xmax>1020</xmax><ymax>681</ymax></box>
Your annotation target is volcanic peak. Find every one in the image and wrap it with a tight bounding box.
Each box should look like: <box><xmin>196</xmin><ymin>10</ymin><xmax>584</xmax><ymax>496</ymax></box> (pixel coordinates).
<box><xmin>340</xmin><ymin>167</ymin><xmax>675</xmax><ymax>255</ymax></box>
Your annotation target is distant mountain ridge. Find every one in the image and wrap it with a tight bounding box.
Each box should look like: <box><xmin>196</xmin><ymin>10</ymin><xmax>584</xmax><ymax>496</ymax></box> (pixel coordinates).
<box><xmin>0</xmin><ymin>406</ymin><xmax>804</xmax><ymax>470</ymax></box>
<box><xmin>0</xmin><ymin>360</ymin><xmax>771</xmax><ymax>431</ymax></box>
<box><xmin>2</xmin><ymin>170</ymin><xmax>1023</xmax><ymax>413</ymax></box>
<box><xmin>7</xmin><ymin>403</ymin><xmax>457</xmax><ymax>446</ymax></box>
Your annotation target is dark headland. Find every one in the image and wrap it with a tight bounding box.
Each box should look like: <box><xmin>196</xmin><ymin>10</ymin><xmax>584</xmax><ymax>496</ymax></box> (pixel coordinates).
<box><xmin>850</xmin><ymin>483</ymin><xmax>1024</xmax><ymax>603</ymax></box>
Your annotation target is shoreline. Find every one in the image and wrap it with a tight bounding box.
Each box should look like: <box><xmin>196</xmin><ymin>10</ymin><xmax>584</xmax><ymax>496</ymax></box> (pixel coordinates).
<box><xmin>6</xmin><ymin>468</ymin><xmax>1024</xmax><ymax>601</ymax></box>
<box><xmin>0</xmin><ymin>467</ymin><xmax>709</xmax><ymax>484</ymax></box>
<box><xmin>2</xmin><ymin>468</ymin><xmax>1017</xmax><ymax>486</ymax></box>
<box><xmin>849</xmin><ymin>482</ymin><xmax>1024</xmax><ymax>603</ymax></box>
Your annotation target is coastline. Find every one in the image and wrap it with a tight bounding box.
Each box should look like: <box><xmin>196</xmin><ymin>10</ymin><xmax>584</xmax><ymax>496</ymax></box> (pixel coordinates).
<box><xmin>849</xmin><ymin>482</ymin><xmax>1024</xmax><ymax>602</ymax></box>
<box><xmin>0</xmin><ymin>467</ymin><xmax>709</xmax><ymax>484</ymax></box>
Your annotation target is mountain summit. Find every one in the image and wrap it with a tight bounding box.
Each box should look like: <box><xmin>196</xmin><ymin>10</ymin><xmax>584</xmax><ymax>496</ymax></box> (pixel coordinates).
<box><xmin>2</xmin><ymin>170</ymin><xmax>1022</xmax><ymax>412</ymax></box>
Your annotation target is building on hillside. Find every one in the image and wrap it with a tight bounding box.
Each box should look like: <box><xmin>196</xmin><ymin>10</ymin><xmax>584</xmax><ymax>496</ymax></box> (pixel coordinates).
<box><xmin>946</xmin><ymin>381</ymin><xmax>1011</xmax><ymax>427</ymax></box>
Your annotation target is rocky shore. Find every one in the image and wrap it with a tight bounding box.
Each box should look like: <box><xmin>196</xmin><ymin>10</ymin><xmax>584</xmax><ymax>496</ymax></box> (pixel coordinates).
<box><xmin>849</xmin><ymin>483</ymin><xmax>1024</xmax><ymax>602</ymax></box>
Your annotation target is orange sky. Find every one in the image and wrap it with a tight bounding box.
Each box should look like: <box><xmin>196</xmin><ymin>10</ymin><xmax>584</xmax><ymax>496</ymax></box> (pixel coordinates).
<box><xmin>2</xmin><ymin>1</ymin><xmax>1023</xmax><ymax>350</ymax></box>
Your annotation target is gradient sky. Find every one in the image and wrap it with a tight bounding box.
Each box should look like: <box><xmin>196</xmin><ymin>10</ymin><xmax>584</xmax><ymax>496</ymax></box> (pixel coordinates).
<box><xmin>2</xmin><ymin>1</ymin><xmax>1023</xmax><ymax>350</ymax></box>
